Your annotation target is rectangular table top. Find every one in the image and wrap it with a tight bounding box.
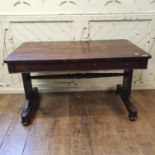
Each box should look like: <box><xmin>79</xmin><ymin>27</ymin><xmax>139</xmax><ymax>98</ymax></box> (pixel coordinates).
<box><xmin>4</xmin><ymin>40</ymin><xmax>152</xmax><ymax>73</ymax></box>
<box><xmin>4</xmin><ymin>39</ymin><xmax>151</xmax><ymax>63</ymax></box>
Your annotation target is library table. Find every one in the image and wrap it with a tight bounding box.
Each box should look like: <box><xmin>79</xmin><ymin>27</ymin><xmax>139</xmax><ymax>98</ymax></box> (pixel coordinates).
<box><xmin>4</xmin><ymin>40</ymin><xmax>151</xmax><ymax>125</ymax></box>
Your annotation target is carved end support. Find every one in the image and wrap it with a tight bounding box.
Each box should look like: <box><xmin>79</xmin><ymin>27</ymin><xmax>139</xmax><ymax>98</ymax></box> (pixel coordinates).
<box><xmin>116</xmin><ymin>84</ymin><xmax>138</xmax><ymax>121</ymax></box>
<box><xmin>21</xmin><ymin>87</ymin><xmax>39</xmax><ymax>126</ymax></box>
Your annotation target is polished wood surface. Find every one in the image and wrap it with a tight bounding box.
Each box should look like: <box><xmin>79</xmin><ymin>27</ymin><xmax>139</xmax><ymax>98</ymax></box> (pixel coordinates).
<box><xmin>0</xmin><ymin>90</ymin><xmax>155</xmax><ymax>155</ymax></box>
<box><xmin>4</xmin><ymin>40</ymin><xmax>151</xmax><ymax>62</ymax></box>
<box><xmin>4</xmin><ymin>40</ymin><xmax>151</xmax><ymax>73</ymax></box>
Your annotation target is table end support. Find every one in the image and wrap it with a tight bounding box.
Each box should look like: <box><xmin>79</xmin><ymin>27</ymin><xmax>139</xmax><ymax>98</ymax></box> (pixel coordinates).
<box><xmin>116</xmin><ymin>69</ymin><xmax>138</xmax><ymax>121</ymax></box>
<box><xmin>21</xmin><ymin>87</ymin><xmax>39</xmax><ymax>126</ymax></box>
<box><xmin>21</xmin><ymin>73</ymin><xmax>39</xmax><ymax>126</ymax></box>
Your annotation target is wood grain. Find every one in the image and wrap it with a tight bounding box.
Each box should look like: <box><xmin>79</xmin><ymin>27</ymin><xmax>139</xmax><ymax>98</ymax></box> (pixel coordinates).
<box><xmin>0</xmin><ymin>95</ymin><xmax>30</xmax><ymax>155</ymax></box>
<box><xmin>4</xmin><ymin>40</ymin><xmax>151</xmax><ymax>62</ymax></box>
<box><xmin>4</xmin><ymin>40</ymin><xmax>151</xmax><ymax>73</ymax></box>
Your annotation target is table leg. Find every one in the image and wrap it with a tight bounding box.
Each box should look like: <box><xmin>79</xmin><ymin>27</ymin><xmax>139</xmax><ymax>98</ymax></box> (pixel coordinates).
<box><xmin>116</xmin><ymin>69</ymin><xmax>138</xmax><ymax>121</ymax></box>
<box><xmin>21</xmin><ymin>73</ymin><xmax>39</xmax><ymax>126</ymax></box>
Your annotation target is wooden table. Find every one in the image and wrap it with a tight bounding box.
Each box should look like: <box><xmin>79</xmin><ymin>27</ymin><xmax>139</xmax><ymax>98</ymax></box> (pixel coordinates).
<box><xmin>4</xmin><ymin>40</ymin><xmax>151</xmax><ymax>126</ymax></box>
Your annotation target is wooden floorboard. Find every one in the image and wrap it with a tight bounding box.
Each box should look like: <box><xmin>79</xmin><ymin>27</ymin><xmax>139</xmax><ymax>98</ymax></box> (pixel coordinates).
<box><xmin>0</xmin><ymin>90</ymin><xmax>155</xmax><ymax>155</ymax></box>
<box><xmin>0</xmin><ymin>95</ymin><xmax>30</xmax><ymax>155</ymax></box>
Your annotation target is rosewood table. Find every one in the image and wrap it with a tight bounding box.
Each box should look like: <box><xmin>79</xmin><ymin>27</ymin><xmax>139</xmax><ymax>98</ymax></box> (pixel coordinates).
<box><xmin>4</xmin><ymin>40</ymin><xmax>151</xmax><ymax>125</ymax></box>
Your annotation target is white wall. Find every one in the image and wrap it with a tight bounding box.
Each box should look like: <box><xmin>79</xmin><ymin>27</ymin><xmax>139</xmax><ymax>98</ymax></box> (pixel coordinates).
<box><xmin>0</xmin><ymin>0</ymin><xmax>155</xmax><ymax>93</ymax></box>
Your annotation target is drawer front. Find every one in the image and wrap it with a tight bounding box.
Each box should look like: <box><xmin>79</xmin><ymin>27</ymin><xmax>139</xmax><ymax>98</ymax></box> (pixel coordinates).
<box><xmin>8</xmin><ymin>59</ymin><xmax>148</xmax><ymax>73</ymax></box>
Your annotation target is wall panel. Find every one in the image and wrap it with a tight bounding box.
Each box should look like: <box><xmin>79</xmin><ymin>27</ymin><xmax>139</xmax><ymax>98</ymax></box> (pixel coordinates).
<box><xmin>0</xmin><ymin>0</ymin><xmax>154</xmax><ymax>93</ymax></box>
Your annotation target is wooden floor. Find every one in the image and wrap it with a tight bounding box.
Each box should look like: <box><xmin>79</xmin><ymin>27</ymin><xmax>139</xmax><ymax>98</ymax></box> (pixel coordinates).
<box><xmin>0</xmin><ymin>90</ymin><xmax>155</xmax><ymax>155</ymax></box>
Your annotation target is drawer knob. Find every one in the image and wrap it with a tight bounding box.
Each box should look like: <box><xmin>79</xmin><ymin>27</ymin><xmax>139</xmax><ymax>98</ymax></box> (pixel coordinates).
<box><xmin>93</xmin><ymin>63</ymin><xmax>97</xmax><ymax>67</ymax></box>
<box><xmin>60</xmin><ymin>64</ymin><xmax>64</xmax><ymax>69</ymax></box>
<box><xmin>27</xmin><ymin>65</ymin><xmax>32</xmax><ymax>70</ymax></box>
<box><xmin>125</xmin><ymin>63</ymin><xmax>129</xmax><ymax>66</ymax></box>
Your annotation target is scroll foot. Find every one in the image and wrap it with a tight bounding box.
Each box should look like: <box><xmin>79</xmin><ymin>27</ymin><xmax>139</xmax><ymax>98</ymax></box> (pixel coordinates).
<box><xmin>21</xmin><ymin>87</ymin><xmax>39</xmax><ymax>126</ymax></box>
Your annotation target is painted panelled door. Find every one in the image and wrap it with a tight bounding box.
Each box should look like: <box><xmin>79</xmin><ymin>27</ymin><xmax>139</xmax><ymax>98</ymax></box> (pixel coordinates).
<box><xmin>0</xmin><ymin>0</ymin><xmax>155</xmax><ymax>93</ymax></box>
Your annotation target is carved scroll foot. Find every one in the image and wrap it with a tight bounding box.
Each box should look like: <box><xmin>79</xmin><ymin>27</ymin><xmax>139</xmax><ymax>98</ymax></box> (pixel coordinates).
<box><xmin>116</xmin><ymin>84</ymin><xmax>138</xmax><ymax>121</ymax></box>
<box><xmin>21</xmin><ymin>87</ymin><xmax>39</xmax><ymax>126</ymax></box>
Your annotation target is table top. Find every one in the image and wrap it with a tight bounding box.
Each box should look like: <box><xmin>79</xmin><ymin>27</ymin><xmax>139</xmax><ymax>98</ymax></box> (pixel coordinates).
<box><xmin>4</xmin><ymin>39</ymin><xmax>151</xmax><ymax>63</ymax></box>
